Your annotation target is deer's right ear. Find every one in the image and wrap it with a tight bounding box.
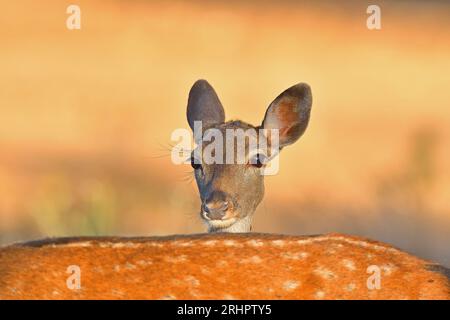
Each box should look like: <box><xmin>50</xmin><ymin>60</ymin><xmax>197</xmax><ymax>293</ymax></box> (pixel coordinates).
<box><xmin>187</xmin><ymin>80</ymin><xmax>225</xmax><ymax>131</ymax></box>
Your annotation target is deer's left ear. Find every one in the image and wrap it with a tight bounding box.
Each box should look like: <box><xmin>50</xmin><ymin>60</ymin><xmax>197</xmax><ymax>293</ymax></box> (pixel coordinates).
<box><xmin>261</xmin><ymin>83</ymin><xmax>312</xmax><ymax>148</ymax></box>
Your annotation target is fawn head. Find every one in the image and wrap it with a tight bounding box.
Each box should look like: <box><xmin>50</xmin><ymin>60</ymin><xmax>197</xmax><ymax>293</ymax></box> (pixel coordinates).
<box><xmin>186</xmin><ymin>80</ymin><xmax>312</xmax><ymax>232</ymax></box>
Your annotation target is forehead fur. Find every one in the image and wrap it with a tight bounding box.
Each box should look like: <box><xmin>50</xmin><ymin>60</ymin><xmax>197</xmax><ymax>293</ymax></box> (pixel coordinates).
<box><xmin>195</xmin><ymin>120</ymin><xmax>263</xmax><ymax>162</ymax></box>
<box><xmin>207</xmin><ymin>120</ymin><xmax>256</xmax><ymax>131</ymax></box>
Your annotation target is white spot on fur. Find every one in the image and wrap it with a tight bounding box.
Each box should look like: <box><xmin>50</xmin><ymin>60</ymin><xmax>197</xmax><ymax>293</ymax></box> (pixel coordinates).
<box><xmin>149</xmin><ymin>242</ymin><xmax>164</xmax><ymax>248</ymax></box>
<box><xmin>224</xmin><ymin>240</ymin><xmax>242</xmax><ymax>247</ymax></box>
<box><xmin>160</xmin><ymin>294</ymin><xmax>176</xmax><ymax>300</ymax></box>
<box><xmin>185</xmin><ymin>276</ymin><xmax>200</xmax><ymax>287</ymax></box>
<box><xmin>137</xmin><ymin>259</ymin><xmax>152</xmax><ymax>266</ymax></box>
<box><xmin>203</xmin><ymin>240</ymin><xmax>218</xmax><ymax>246</ymax></box>
<box><xmin>381</xmin><ymin>263</ymin><xmax>397</xmax><ymax>276</ymax></box>
<box><xmin>224</xmin><ymin>294</ymin><xmax>237</xmax><ymax>300</ymax></box>
<box><xmin>283</xmin><ymin>280</ymin><xmax>300</xmax><ymax>291</ymax></box>
<box><xmin>387</xmin><ymin>248</ymin><xmax>399</xmax><ymax>254</ymax></box>
<box><xmin>315</xmin><ymin>291</ymin><xmax>326</xmax><ymax>299</ymax></box>
<box><xmin>314</xmin><ymin>266</ymin><xmax>336</xmax><ymax>279</ymax></box>
<box><xmin>240</xmin><ymin>255</ymin><xmax>263</xmax><ymax>264</ymax></box>
<box><xmin>201</xmin><ymin>268</ymin><xmax>211</xmax><ymax>275</ymax></box>
<box><xmin>173</xmin><ymin>241</ymin><xmax>193</xmax><ymax>247</ymax></box>
<box><xmin>342</xmin><ymin>259</ymin><xmax>356</xmax><ymax>271</ymax></box>
<box><xmin>224</xmin><ymin>240</ymin><xmax>236</xmax><ymax>246</ymax></box>
<box><xmin>296</xmin><ymin>239</ymin><xmax>315</xmax><ymax>245</ymax></box>
<box><xmin>97</xmin><ymin>242</ymin><xmax>142</xmax><ymax>248</ymax></box>
<box><xmin>114</xmin><ymin>265</ymin><xmax>121</xmax><ymax>272</ymax></box>
<box><xmin>345</xmin><ymin>283</ymin><xmax>356</xmax><ymax>292</ymax></box>
<box><xmin>272</xmin><ymin>240</ymin><xmax>285</xmax><ymax>247</ymax></box>
<box><xmin>64</xmin><ymin>241</ymin><xmax>92</xmax><ymax>248</ymax></box>
<box><xmin>247</xmin><ymin>239</ymin><xmax>264</xmax><ymax>247</ymax></box>
<box><xmin>281</xmin><ymin>252</ymin><xmax>309</xmax><ymax>260</ymax></box>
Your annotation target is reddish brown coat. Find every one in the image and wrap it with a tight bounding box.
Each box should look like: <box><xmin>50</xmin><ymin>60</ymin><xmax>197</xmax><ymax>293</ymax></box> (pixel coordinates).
<box><xmin>0</xmin><ymin>233</ymin><xmax>448</xmax><ymax>300</ymax></box>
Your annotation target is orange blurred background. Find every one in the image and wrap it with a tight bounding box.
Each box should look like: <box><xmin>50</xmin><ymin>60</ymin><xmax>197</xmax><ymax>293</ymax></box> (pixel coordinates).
<box><xmin>0</xmin><ymin>0</ymin><xmax>449</xmax><ymax>266</ymax></box>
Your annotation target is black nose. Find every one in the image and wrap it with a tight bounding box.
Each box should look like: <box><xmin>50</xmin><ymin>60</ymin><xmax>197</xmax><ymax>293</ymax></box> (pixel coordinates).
<box><xmin>203</xmin><ymin>192</ymin><xmax>230</xmax><ymax>220</ymax></box>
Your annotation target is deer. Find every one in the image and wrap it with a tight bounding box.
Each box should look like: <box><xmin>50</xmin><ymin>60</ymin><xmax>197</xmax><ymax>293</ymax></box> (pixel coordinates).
<box><xmin>186</xmin><ymin>79</ymin><xmax>312</xmax><ymax>233</ymax></box>
<box><xmin>1</xmin><ymin>81</ymin><xmax>448</xmax><ymax>300</ymax></box>
<box><xmin>0</xmin><ymin>233</ymin><xmax>448</xmax><ymax>299</ymax></box>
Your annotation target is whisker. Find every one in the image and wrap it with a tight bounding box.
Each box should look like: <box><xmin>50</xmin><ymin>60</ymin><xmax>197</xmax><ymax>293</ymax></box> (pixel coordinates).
<box><xmin>180</xmin><ymin>176</ymin><xmax>194</xmax><ymax>184</ymax></box>
<box><xmin>144</xmin><ymin>141</ymin><xmax>193</xmax><ymax>160</ymax></box>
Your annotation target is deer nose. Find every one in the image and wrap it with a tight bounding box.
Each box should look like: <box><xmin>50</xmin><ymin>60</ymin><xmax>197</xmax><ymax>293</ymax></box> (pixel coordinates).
<box><xmin>203</xmin><ymin>201</ymin><xmax>229</xmax><ymax>220</ymax></box>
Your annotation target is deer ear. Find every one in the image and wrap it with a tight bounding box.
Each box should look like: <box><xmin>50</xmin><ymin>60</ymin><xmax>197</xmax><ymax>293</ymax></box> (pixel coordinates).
<box><xmin>262</xmin><ymin>83</ymin><xmax>312</xmax><ymax>148</ymax></box>
<box><xmin>187</xmin><ymin>80</ymin><xmax>225</xmax><ymax>131</ymax></box>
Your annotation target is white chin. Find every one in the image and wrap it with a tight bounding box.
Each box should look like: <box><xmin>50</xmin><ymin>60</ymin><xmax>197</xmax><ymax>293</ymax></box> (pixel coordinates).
<box><xmin>205</xmin><ymin>218</ymin><xmax>237</xmax><ymax>230</ymax></box>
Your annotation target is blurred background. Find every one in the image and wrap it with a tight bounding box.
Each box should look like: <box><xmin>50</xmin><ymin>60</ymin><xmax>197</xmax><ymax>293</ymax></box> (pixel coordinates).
<box><xmin>0</xmin><ymin>0</ymin><xmax>449</xmax><ymax>266</ymax></box>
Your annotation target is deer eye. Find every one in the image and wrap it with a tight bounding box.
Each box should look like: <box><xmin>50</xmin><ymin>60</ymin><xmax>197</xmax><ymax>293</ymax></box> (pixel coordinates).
<box><xmin>249</xmin><ymin>153</ymin><xmax>267</xmax><ymax>168</ymax></box>
<box><xmin>191</xmin><ymin>157</ymin><xmax>202</xmax><ymax>170</ymax></box>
